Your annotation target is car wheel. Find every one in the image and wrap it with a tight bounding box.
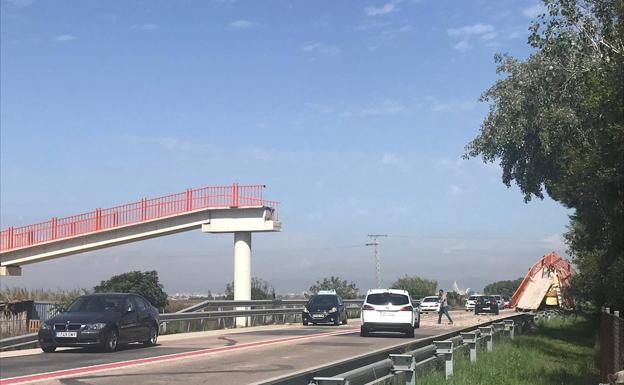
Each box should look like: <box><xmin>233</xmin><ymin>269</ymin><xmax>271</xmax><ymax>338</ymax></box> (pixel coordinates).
<box><xmin>360</xmin><ymin>326</ymin><xmax>369</xmax><ymax>337</ymax></box>
<box><xmin>405</xmin><ymin>328</ymin><xmax>415</xmax><ymax>338</ymax></box>
<box><xmin>41</xmin><ymin>345</ymin><xmax>56</xmax><ymax>353</ymax></box>
<box><xmin>303</xmin><ymin>320</ymin><xmax>308</xmax><ymax>326</ymax></box>
<box><xmin>103</xmin><ymin>328</ymin><xmax>119</xmax><ymax>352</ymax></box>
<box><xmin>143</xmin><ymin>324</ymin><xmax>158</xmax><ymax>347</ymax></box>
<box><xmin>333</xmin><ymin>318</ymin><xmax>340</xmax><ymax>326</ymax></box>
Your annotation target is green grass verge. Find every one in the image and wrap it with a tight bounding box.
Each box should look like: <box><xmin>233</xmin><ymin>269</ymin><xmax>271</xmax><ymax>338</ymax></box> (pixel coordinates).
<box><xmin>417</xmin><ymin>315</ymin><xmax>599</xmax><ymax>385</ymax></box>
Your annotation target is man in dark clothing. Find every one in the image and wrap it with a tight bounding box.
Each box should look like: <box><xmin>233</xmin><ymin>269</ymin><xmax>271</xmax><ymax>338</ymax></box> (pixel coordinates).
<box><xmin>437</xmin><ymin>289</ymin><xmax>453</xmax><ymax>325</ymax></box>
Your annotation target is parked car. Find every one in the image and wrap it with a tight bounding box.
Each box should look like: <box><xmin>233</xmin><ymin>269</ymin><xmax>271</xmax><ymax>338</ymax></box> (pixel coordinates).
<box><xmin>302</xmin><ymin>290</ymin><xmax>348</xmax><ymax>326</ymax></box>
<box><xmin>419</xmin><ymin>296</ymin><xmax>440</xmax><ymax>313</ymax></box>
<box><xmin>492</xmin><ymin>295</ymin><xmax>504</xmax><ymax>309</ymax></box>
<box><xmin>474</xmin><ymin>295</ymin><xmax>500</xmax><ymax>315</ymax></box>
<box><xmin>465</xmin><ymin>295</ymin><xmax>479</xmax><ymax>311</ymax></box>
<box><xmin>502</xmin><ymin>295</ymin><xmax>511</xmax><ymax>309</ymax></box>
<box><xmin>38</xmin><ymin>293</ymin><xmax>159</xmax><ymax>353</ymax></box>
<box><xmin>360</xmin><ymin>289</ymin><xmax>420</xmax><ymax>338</ymax></box>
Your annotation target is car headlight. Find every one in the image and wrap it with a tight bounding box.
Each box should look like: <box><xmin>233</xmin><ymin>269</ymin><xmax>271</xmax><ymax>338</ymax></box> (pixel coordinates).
<box><xmin>329</xmin><ymin>307</ymin><xmax>337</xmax><ymax>313</ymax></box>
<box><xmin>85</xmin><ymin>323</ymin><xmax>107</xmax><ymax>330</ymax></box>
<box><xmin>40</xmin><ymin>323</ymin><xmax>51</xmax><ymax>330</ymax></box>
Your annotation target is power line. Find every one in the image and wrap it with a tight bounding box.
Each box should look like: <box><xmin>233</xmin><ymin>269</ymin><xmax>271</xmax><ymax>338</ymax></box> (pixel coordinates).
<box><xmin>366</xmin><ymin>234</ymin><xmax>387</xmax><ymax>289</ymax></box>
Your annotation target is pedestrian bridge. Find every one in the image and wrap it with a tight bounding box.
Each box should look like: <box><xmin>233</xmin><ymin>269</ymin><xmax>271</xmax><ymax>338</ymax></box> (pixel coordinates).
<box><xmin>0</xmin><ymin>184</ymin><xmax>281</xmax><ymax>277</ymax></box>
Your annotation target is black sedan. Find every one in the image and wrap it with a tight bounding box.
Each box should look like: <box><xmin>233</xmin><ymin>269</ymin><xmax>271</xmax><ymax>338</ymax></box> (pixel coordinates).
<box><xmin>302</xmin><ymin>292</ymin><xmax>348</xmax><ymax>326</ymax></box>
<box><xmin>38</xmin><ymin>293</ymin><xmax>160</xmax><ymax>353</ymax></box>
<box><xmin>474</xmin><ymin>295</ymin><xmax>500</xmax><ymax>315</ymax></box>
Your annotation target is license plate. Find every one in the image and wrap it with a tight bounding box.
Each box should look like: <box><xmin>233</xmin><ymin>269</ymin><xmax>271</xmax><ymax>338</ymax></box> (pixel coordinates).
<box><xmin>312</xmin><ymin>314</ymin><xmax>324</xmax><ymax>318</ymax></box>
<box><xmin>380</xmin><ymin>311</ymin><xmax>395</xmax><ymax>317</ymax></box>
<box><xmin>55</xmin><ymin>331</ymin><xmax>77</xmax><ymax>338</ymax></box>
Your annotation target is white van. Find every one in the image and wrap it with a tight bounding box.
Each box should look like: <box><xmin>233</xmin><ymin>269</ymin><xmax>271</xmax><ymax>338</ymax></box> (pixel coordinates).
<box><xmin>360</xmin><ymin>289</ymin><xmax>420</xmax><ymax>337</ymax></box>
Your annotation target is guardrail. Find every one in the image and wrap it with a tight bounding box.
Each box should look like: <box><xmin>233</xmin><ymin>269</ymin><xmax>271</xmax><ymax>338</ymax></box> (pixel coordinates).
<box><xmin>259</xmin><ymin>313</ymin><xmax>534</xmax><ymax>385</ymax></box>
<box><xmin>177</xmin><ymin>299</ymin><xmax>364</xmax><ymax>313</ymax></box>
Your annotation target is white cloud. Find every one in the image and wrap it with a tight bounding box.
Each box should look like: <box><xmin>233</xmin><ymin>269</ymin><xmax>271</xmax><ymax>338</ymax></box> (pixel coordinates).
<box><xmin>301</xmin><ymin>42</ymin><xmax>341</xmax><ymax>56</ymax></box>
<box><xmin>53</xmin><ymin>35</ymin><xmax>76</xmax><ymax>42</ymax></box>
<box><xmin>447</xmin><ymin>23</ymin><xmax>495</xmax><ymax>38</ymax></box>
<box><xmin>132</xmin><ymin>23</ymin><xmax>159</xmax><ymax>31</ymax></box>
<box><xmin>540</xmin><ymin>234</ymin><xmax>567</xmax><ymax>251</ymax></box>
<box><xmin>446</xmin><ymin>24</ymin><xmax>497</xmax><ymax>51</ymax></box>
<box><xmin>228</xmin><ymin>20</ymin><xmax>257</xmax><ymax>29</ymax></box>
<box><xmin>449</xmin><ymin>184</ymin><xmax>475</xmax><ymax>196</ymax></box>
<box><xmin>522</xmin><ymin>3</ymin><xmax>546</xmax><ymax>18</ymax></box>
<box><xmin>4</xmin><ymin>0</ymin><xmax>35</xmax><ymax>7</ymax></box>
<box><xmin>364</xmin><ymin>3</ymin><xmax>397</xmax><ymax>16</ymax></box>
<box><xmin>453</xmin><ymin>40</ymin><xmax>470</xmax><ymax>52</ymax></box>
<box><xmin>341</xmin><ymin>99</ymin><xmax>405</xmax><ymax>117</ymax></box>
<box><xmin>381</xmin><ymin>153</ymin><xmax>400</xmax><ymax>166</ymax></box>
<box><xmin>443</xmin><ymin>242</ymin><xmax>468</xmax><ymax>254</ymax></box>
<box><xmin>431</xmin><ymin>99</ymin><xmax>478</xmax><ymax>112</ymax></box>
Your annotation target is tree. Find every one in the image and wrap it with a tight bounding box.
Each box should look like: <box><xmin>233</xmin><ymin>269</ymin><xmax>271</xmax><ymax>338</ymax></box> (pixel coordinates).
<box><xmin>224</xmin><ymin>277</ymin><xmax>274</xmax><ymax>300</ymax></box>
<box><xmin>309</xmin><ymin>276</ymin><xmax>359</xmax><ymax>299</ymax></box>
<box><xmin>390</xmin><ymin>275</ymin><xmax>437</xmax><ymax>299</ymax></box>
<box><xmin>465</xmin><ymin>0</ymin><xmax>623</xmax><ymax>310</ymax></box>
<box><xmin>483</xmin><ymin>278</ymin><xmax>523</xmax><ymax>297</ymax></box>
<box><xmin>94</xmin><ymin>271</ymin><xmax>168</xmax><ymax>309</ymax></box>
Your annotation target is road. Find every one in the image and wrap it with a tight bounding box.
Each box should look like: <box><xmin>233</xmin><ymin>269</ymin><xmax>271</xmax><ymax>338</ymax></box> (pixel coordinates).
<box><xmin>0</xmin><ymin>309</ymin><xmax>514</xmax><ymax>385</ymax></box>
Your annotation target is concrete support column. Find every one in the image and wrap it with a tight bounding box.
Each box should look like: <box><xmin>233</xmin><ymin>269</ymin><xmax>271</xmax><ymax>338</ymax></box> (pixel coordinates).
<box><xmin>234</xmin><ymin>231</ymin><xmax>251</xmax><ymax>327</ymax></box>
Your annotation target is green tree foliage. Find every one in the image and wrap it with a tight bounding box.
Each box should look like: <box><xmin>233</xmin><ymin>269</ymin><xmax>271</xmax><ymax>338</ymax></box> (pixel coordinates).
<box><xmin>390</xmin><ymin>275</ymin><xmax>437</xmax><ymax>299</ymax></box>
<box><xmin>93</xmin><ymin>270</ymin><xmax>168</xmax><ymax>309</ymax></box>
<box><xmin>309</xmin><ymin>276</ymin><xmax>359</xmax><ymax>299</ymax></box>
<box><xmin>483</xmin><ymin>278</ymin><xmax>524</xmax><ymax>297</ymax></box>
<box><xmin>465</xmin><ymin>0</ymin><xmax>623</xmax><ymax>310</ymax></box>
<box><xmin>225</xmin><ymin>277</ymin><xmax>274</xmax><ymax>300</ymax></box>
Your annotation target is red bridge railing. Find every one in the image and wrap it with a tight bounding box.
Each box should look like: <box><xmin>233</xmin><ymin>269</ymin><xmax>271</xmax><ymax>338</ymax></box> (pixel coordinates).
<box><xmin>0</xmin><ymin>184</ymin><xmax>278</xmax><ymax>252</ymax></box>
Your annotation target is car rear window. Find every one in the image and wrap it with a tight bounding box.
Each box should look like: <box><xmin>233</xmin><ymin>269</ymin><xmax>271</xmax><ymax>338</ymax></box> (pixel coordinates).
<box><xmin>308</xmin><ymin>295</ymin><xmax>338</xmax><ymax>307</ymax></box>
<box><xmin>422</xmin><ymin>297</ymin><xmax>438</xmax><ymax>302</ymax></box>
<box><xmin>366</xmin><ymin>293</ymin><xmax>409</xmax><ymax>305</ymax></box>
<box><xmin>468</xmin><ymin>296</ymin><xmax>478</xmax><ymax>300</ymax></box>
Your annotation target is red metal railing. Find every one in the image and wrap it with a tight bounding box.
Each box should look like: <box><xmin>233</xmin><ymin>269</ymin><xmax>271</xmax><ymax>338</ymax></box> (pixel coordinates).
<box><xmin>0</xmin><ymin>184</ymin><xmax>278</xmax><ymax>252</ymax></box>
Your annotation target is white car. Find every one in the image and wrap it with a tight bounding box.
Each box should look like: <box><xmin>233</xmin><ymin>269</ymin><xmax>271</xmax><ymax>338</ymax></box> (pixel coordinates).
<box><xmin>360</xmin><ymin>289</ymin><xmax>420</xmax><ymax>338</ymax></box>
<box><xmin>465</xmin><ymin>295</ymin><xmax>479</xmax><ymax>311</ymax></box>
<box><xmin>419</xmin><ymin>296</ymin><xmax>441</xmax><ymax>312</ymax></box>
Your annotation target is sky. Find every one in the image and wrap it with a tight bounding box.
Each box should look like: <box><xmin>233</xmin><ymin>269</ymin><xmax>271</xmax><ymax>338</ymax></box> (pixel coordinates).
<box><xmin>0</xmin><ymin>0</ymin><xmax>570</xmax><ymax>295</ymax></box>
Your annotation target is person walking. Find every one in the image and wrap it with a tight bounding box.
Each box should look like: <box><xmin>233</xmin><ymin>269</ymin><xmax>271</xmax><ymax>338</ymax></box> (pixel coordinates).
<box><xmin>437</xmin><ymin>289</ymin><xmax>453</xmax><ymax>325</ymax></box>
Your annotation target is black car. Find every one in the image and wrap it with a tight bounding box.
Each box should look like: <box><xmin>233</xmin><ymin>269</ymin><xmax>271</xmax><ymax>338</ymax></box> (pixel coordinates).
<box><xmin>302</xmin><ymin>291</ymin><xmax>348</xmax><ymax>326</ymax></box>
<box><xmin>38</xmin><ymin>293</ymin><xmax>160</xmax><ymax>353</ymax></box>
<box><xmin>474</xmin><ymin>295</ymin><xmax>500</xmax><ymax>315</ymax></box>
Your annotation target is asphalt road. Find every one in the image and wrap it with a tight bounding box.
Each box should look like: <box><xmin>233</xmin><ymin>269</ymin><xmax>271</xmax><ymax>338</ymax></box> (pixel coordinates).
<box><xmin>0</xmin><ymin>309</ymin><xmax>514</xmax><ymax>385</ymax></box>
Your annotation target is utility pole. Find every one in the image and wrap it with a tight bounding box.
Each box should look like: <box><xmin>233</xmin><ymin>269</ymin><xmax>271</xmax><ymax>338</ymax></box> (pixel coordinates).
<box><xmin>366</xmin><ymin>234</ymin><xmax>387</xmax><ymax>289</ymax></box>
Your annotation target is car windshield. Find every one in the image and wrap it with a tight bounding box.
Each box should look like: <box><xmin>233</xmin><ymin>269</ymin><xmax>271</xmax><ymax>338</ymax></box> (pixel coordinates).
<box><xmin>422</xmin><ymin>297</ymin><xmax>438</xmax><ymax>302</ymax></box>
<box><xmin>479</xmin><ymin>296</ymin><xmax>492</xmax><ymax>301</ymax></box>
<box><xmin>308</xmin><ymin>295</ymin><xmax>338</xmax><ymax>307</ymax></box>
<box><xmin>367</xmin><ymin>293</ymin><xmax>409</xmax><ymax>305</ymax></box>
<box><xmin>67</xmin><ymin>296</ymin><xmax>124</xmax><ymax>313</ymax></box>
<box><xmin>468</xmin><ymin>296</ymin><xmax>478</xmax><ymax>300</ymax></box>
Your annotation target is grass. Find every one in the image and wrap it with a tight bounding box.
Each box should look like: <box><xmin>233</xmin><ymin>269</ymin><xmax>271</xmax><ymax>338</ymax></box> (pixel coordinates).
<box><xmin>417</xmin><ymin>314</ymin><xmax>599</xmax><ymax>385</ymax></box>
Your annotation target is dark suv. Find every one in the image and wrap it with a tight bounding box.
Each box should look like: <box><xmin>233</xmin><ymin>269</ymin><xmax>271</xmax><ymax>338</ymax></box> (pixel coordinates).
<box><xmin>38</xmin><ymin>293</ymin><xmax>160</xmax><ymax>353</ymax></box>
<box><xmin>474</xmin><ymin>295</ymin><xmax>500</xmax><ymax>315</ymax></box>
<box><xmin>302</xmin><ymin>291</ymin><xmax>348</xmax><ymax>326</ymax></box>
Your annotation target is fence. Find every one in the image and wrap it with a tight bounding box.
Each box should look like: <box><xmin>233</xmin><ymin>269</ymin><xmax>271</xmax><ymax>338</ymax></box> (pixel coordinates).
<box><xmin>600</xmin><ymin>307</ymin><xmax>623</xmax><ymax>381</ymax></box>
<box><xmin>264</xmin><ymin>314</ymin><xmax>533</xmax><ymax>385</ymax></box>
<box><xmin>0</xmin><ymin>301</ymin><xmax>60</xmax><ymax>339</ymax></box>
<box><xmin>0</xmin><ymin>183</ymin><xmax>278</xmax><ymax>251</ymax></box>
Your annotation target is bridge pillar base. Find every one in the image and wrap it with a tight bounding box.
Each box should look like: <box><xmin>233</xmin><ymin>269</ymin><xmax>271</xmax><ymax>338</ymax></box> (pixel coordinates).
<box><xmin>234</xmin><ymin>231</ymin><xmax>251</xmax><ymax>327</ymax></box>
<box><xmin>0</xmin><ymin>266</ymin><xmax>21</xmax><ymax>276</ymax></box>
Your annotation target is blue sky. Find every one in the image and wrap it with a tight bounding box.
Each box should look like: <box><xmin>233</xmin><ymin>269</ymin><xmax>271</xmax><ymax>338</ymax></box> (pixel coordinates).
<box><xmin>0</xmin><ymin>0</ymin><xmax>569</xmax><ymax>294</ymax></box>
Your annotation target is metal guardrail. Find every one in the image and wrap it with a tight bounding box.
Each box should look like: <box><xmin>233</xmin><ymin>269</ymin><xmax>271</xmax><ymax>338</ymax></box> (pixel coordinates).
<box><xmin>258</xmin><ymin>313</ymin><xmax>534</xmax><ymax>385</ymax></box>
<box><xmin>177</xmin><ymin>299</ymin><xmax>364</xmax><ymax>313</ymax></box>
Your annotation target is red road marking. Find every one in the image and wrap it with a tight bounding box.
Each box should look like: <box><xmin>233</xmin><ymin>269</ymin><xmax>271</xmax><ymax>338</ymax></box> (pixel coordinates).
<box><xmin>0</xmin><ymin>328</ymin><xmax>357</xmax><ymax>385</ymax></box>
